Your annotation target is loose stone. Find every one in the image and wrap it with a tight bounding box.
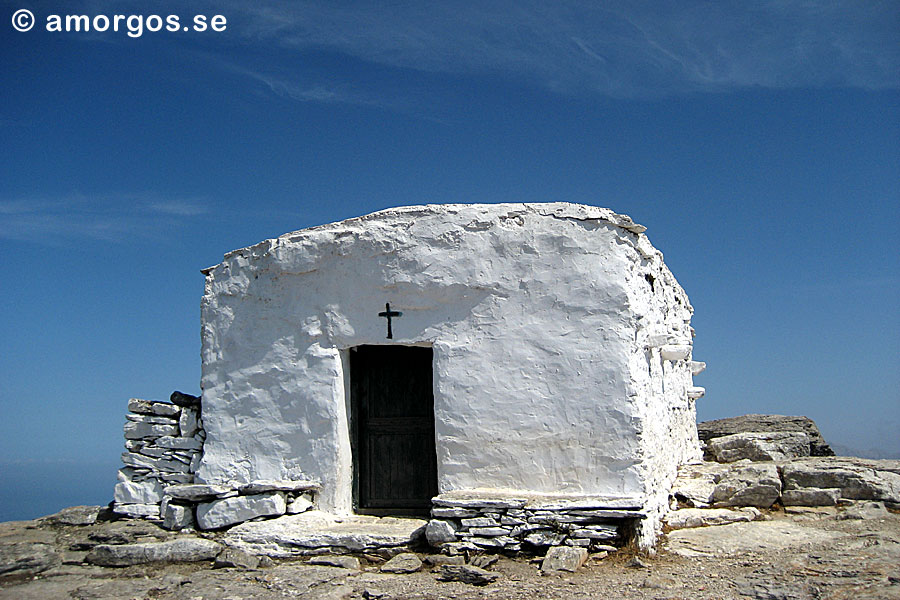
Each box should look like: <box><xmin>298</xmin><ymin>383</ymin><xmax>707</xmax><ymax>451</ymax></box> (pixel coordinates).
<box><xmin>380</xmin><ymin>552</ymin><xmax>423</xmax><ymax>573</ymax></box>
<box><xmin>541</xmin><ymin>545</ymin><xmax>588</xmax><ymax>573</ymax></box>
<box><xmin>437</xmin><ymin>564</ymin><xmax>500</xmax><ymax>585</ymax></box>
<box><xmin>309</xmin><ymin>555</ymin><xmax>361</xmax><ymax>570</ymax></box>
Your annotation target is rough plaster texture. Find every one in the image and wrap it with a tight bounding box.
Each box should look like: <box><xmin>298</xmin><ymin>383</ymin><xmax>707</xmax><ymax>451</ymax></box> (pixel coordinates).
<box><xmin>197</xmin><ymin>203</ymin><xmax>702</xmax><ymax>536</ymax></box>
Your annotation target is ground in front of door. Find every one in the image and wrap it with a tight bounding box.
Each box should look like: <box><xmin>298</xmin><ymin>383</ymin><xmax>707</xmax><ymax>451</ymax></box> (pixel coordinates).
<box><xmin>2</xmin><ymin>504</ymin><xmax>898</xmax><ymax>599</ymax></box>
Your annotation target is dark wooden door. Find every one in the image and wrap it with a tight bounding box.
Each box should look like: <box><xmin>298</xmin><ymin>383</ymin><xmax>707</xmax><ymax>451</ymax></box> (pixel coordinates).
<box><xmin>351</xmin><ymin>345</ymin><xmax>438</xmax><ymax>512</ymax></box>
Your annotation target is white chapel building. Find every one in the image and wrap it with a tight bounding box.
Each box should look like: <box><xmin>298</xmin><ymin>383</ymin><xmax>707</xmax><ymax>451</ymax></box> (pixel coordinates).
<box><xmin>194</xmin><ymin>203</ymin><xmax>705</xmax><ymax>546</ymax></box>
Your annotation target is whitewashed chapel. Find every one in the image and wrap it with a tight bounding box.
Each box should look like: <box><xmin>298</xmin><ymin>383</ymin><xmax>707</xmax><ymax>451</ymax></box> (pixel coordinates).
<box><xmin>115</xmin><ymin>203</ymin><xmax>706</xmax><ymax>550</ymax></box>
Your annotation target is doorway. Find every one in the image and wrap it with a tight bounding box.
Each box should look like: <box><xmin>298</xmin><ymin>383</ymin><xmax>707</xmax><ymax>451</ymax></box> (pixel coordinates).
<box><xmin>350</xmin><ymin>345</ymin><xmax>438</xmax><ymax>514</ymax></box>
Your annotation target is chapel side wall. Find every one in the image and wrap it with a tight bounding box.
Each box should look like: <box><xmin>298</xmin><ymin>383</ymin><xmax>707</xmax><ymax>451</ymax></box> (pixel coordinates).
<box><xmin>624</xmin><ymin>234</ymin><xmax>702</xmax><ymax>547</ymax></box>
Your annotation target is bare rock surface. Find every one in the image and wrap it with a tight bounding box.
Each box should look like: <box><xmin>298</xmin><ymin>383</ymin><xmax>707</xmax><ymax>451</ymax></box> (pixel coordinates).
<box><xmin>698</xmin><ymin>414</ymin><xmax>833</xmax><ymax>456</ymax></box>
<box><xmin>213</xmin><ymin>547</ymin><xmax>260</xmax><ymax>569</ymax></box>
<box><xmin>665</xmin><ymin>507</ymin><xmax>760</xmax><ymax>529</ymax></box>
<box><xmin>0</xmin><ymin>541</ymin><xmax>60</xmax><ymax>577</ymax></box>
<box><xmin>2</xmin><ymin>493</ymin><xmax>899</xmax><ymax>599</ymax></box>
<box><xmin>666</xmin><ymin>518</ymin><xmax>840</xmax><ymax>557</ymax></box>
<box><xmin>36</xmin><ymin>505</ymin><xmax>103</xmax><ymax>527</ymax></box>
<box><xmin>711</xmin><ymin>463</ymin><xmax>782</xmax><ymax>508</ymax></box>
<box><xmin>782</xmin><ymin>456</ymin><xmax>900</xmax><ymax>503</ymax></box>
<box><xmin>707</xmin><ymin>431</ymin><xmax>810</xmax><ymax>462</ymax></box>
<box><xmin>309</xmin><ymin>555</ymin><xmax>361</xmax><ymax>570</ymax></box>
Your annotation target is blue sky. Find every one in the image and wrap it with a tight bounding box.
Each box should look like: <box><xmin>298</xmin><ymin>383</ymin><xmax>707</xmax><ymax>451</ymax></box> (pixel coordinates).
<box><xmin>1</xmin><ymin>1</ymin><xmax>898</xmax><ymax>520</ymax></box>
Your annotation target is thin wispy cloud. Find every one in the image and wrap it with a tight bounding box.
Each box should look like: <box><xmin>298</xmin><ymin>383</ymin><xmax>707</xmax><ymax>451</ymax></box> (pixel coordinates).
<box><xmin>0</xmin><ymin>195</ymin><xmax>207</xmax><ymax>243</ymax></box>
<box><xmin>218</xmin><ymin>61</ymin><xmax>397</xmax><ymax>109</ymax></box>
<box><xmin>147</xmin><ymin>201</ymin><xmax>208</xmax><ymax>217</ymax></box>
<box><xmin>215</xmin><ymin>0</ymin><xmax>899</xmax><ymax>98</ymax></box>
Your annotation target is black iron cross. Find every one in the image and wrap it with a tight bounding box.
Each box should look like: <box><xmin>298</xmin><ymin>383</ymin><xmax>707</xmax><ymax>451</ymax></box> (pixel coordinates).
<box><xmin>377</xmin><ymin>302</ymin><xmax>402</xmax><ymax>339</ymax></box>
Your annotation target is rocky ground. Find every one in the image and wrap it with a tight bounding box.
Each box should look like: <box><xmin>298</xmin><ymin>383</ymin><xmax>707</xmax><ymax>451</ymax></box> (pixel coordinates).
<box><xmin>1</xmin><ymin>500</ymin><xmax>898</xmax><ymax>600</ymax></box>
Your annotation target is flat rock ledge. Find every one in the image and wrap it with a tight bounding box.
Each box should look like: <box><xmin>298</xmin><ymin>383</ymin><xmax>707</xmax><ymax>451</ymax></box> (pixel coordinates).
<box><xmin>223</xmin><ymin>511</ymin><xmax>427</xmax><ymax>557</ymax></box>
<box><xmin>671</xmin><ymin>456</ymin><xmax>900</xmax><ymax>511</ymax></box>
<box><xmin>85</xmin><ymin>538</ymin><xmax>223</xmax><ymax>567</ymax></box>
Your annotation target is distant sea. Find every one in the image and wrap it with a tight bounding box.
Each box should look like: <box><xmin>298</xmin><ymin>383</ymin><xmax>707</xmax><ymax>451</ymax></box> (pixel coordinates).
<box><xmin>0</xmin><ymin>460</ymin><xmax>120</xmax><ymax>522</ymax></box>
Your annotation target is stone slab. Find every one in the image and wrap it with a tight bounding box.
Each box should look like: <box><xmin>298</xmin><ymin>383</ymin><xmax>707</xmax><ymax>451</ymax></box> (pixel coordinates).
<box><xmin>782</xmin><ymin>487</ymin><xmax>841</xmax><ymax>506</ymax></box>
<box><xmin>85</xmin><ymin>538</ymin><xmax>222</xmax><ymax>567</ymax></box>
<box><xmin>128</xmin><ymin>399</ymin><xmax>181</xmax><ymax>417</ymax></box>
<box><xmin>154</xmin><ymin>436</ymin><xmax>203</xmax><ymax>450</ymax></box>
<box><xmin>114</xmin><ymin>480</ymin><xmax>163</xmax><ymax>505</ymax></box>
<box><xmin>223</xmin><ymin>511</ymin><xmax>427</xmax><ymax>557</ymax></box>
<box><xmin>665</xmin><ymin>519</ymin><xmax>841</xmax><ymax>557</ymax></box>
<box><xmin>196</xmin><ymin>493</ymin><xmax>286</xmax><ymax>530</ymax></box>
<box><xmin>164</xmin><ymin>484</ymin><xmax>235</xmax><ymax>501</ymax></box>
<box><xmin>238</xmin><ymin>479</ymin><xmax>320</xmax><ymax>494</ymax></box>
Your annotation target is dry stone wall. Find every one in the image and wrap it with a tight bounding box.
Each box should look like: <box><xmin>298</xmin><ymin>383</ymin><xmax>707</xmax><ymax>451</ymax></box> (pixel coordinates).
<box><xmin>114</xmin><ymin>394</ymin><xmax>319</xmax><ymax>531</ymax></box>
<box><xmin>425</xmin><ymin>492</ymin><xmax>643</xmax><ymax>553</ymax></box>
<box><xmin>114</xmin><ymin>396</ymin><xmax>204</xmax><ymax>520</ymax></box>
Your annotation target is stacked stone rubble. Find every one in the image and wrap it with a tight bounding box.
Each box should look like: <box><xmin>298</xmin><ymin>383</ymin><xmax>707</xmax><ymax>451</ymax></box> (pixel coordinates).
<box><xmin>426</xmin><ymin>494</ymin><xmax>641</xmax><ymax>553</ymax></box>
<box><xmin>113</xmin><ymin>396</ymin><xmax>204</xmax><ymax>521</ymax></box>
<box><xmin>114</xmin><ymin>394</ymin><xmax>319</xmax><ymax>531</ymax></box>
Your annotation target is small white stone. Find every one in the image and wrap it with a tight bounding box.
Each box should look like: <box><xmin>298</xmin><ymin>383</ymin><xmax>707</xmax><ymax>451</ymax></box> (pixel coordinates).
<box><xmin>286</xmin><ymin>496</ymin><xmax>313</xmax><ymax>514</ymax></box>
<box><xmin>179</xmin><ymin>407</ymin><xmax>200</xmax><ymax>437</ymax></box>
<box><xmin>425</xmin><ymin>519</ymin><xmax>457</xmax><ymax>546</ymax></box>
<box><xmin>124</xmin><ymin>421</ymin><xmax>179</xmax><ymax>440</ymax></box>
<box><xmin>163</xmin><ymin>503</ymin><xmax>195</xmax><ymax>530</ymax></box>
<box><xmin>155</xmin><ymin>436</ymin><xmax>203</xmax><ymax>450</ymax></box>
<box><xmin>660</xmin><ymin>344</ymin><xmax>692</xmax><ymax>361</ymax></box>
<box><xmin>114</xmin><ymin>480</ymin><xmax>163</xmax><ymax>504</ymax></box>
<box><xmin>112</xmin><ymin>502</ymin><xmax>161</xmax><ymax>518</ymax></box>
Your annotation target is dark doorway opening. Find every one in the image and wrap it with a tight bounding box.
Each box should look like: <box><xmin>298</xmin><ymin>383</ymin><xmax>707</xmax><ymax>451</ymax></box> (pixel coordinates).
<box><xmin>350</xmin><ymin>345</ymin><xmax>438</xmax><ymax>515</ymax></box>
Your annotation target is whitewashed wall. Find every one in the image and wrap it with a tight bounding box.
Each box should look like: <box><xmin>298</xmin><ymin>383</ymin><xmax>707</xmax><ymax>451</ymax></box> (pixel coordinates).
<box><xmin>196</xmin><ymin>203</ymin><xmax>701</xmax><ymax>517</ymax></box>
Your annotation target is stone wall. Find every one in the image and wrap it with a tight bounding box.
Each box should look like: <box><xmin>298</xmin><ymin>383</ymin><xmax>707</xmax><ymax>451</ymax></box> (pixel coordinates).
<box><xmin>114</xmin><ymin>396</ymin><xmax>204</xmax><ymax>520</ymax></box>
<box><xmin>425</xmin><ymin>491</ymin><xmax>643</xmax><ymax>553</ymax></box>
<box><xmin>113</xmin><ymin>394</ymin><xmax>319</xmax><ymax>531</ymax></box>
